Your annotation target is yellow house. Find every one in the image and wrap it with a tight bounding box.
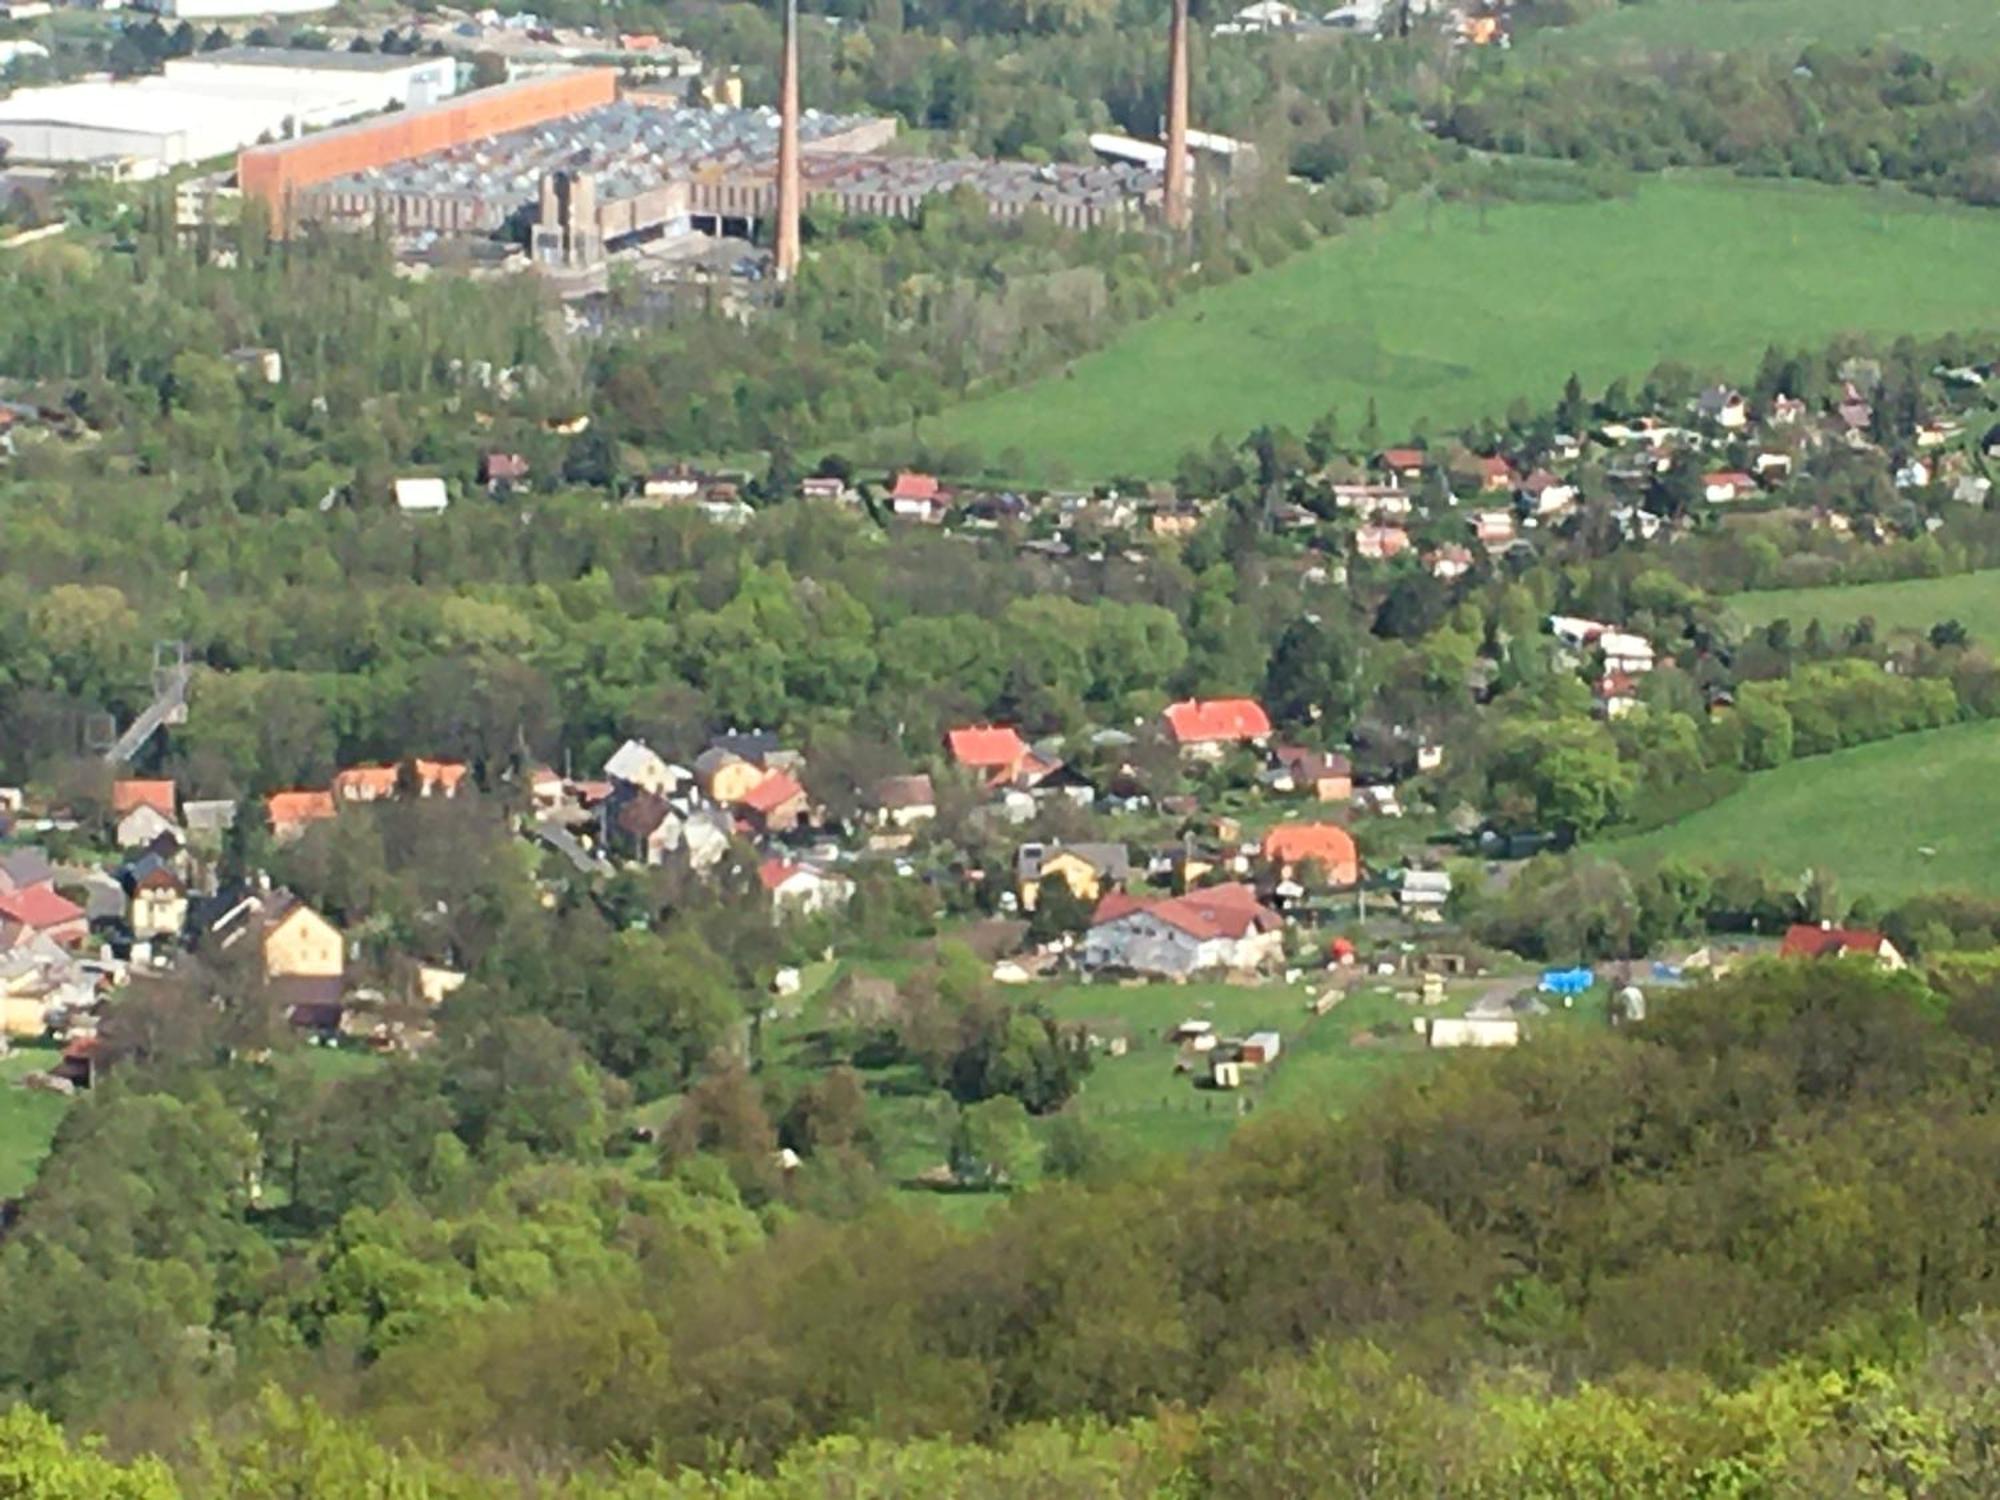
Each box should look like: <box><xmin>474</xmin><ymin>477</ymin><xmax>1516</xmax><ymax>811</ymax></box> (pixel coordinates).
<box><xmin>1016</xmin><ymin>843</ymin><xmax>1130</xmax><ymax>912</ymax></box>
<box><xmin>263</xmin><ymin>903</ymin><xmax>344</xmax><ymax>981</ymax></box>
<box><xmin>700</xmin><ymin>754</ymin><xmax>769</xmax><ymax>807</ymax></box>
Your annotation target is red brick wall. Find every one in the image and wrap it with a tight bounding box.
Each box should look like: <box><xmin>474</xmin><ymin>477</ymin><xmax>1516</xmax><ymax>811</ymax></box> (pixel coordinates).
<box><xmin>240</xmin><ymin>70</ymin><xmax>619</xmax><ymax>230</ymax></box>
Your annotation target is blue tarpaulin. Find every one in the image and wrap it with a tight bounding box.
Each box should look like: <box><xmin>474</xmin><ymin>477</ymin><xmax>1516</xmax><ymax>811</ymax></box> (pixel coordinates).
<box><xmin>1539</xmin><ymin>966</ymin><xmax>1595</xmax><ymax>996</ymax></box>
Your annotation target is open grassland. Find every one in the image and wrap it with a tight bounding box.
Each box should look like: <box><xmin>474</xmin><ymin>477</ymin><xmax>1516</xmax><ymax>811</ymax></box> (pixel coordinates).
<box><xmin>0</xmin><ymin>1046</ymin><xmax>69</xmax><ymax>1199</ymax></box>
<box><xmin>916</xmin><ymin>177</ymin><xmax>2000</xmax><ymax>483</ymax></box>
<box><xmin>1524</xmin><ymin>0</ymin><xmax>2000</xmax><ymax>62</ymax></box>
<box><xmin>1728</xmin><ymin>572</ymin><xmax>2000</xmax><ymax>646</ymax></box>
<box><xmin>1613</xmin><ymin>719</ymin><xmax>2000</xmax><ymax>901</ymax></box>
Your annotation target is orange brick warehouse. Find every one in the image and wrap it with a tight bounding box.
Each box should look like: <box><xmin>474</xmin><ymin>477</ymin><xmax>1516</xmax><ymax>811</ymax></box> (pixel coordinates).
<box><xmin>239</xmin><ymin>70</ymin><xmax>619</xmax><ymax>232</ymax></box>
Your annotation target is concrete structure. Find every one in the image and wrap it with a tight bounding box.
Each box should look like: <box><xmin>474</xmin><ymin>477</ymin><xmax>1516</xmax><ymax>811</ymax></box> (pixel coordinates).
<box><xmin>1164</xmin><ymin>0</ymin><xmax>1190</xmax><ymax>230</ymax></box>
<box><xmin>240</xmin><ymin>69</ymin><xmax>619</xmax><ymax>231</ymax></box>
<box><xmin>0</xmin><ymin>50</ymin><xmax>457</xmax><ymax>173</ymax></box>
<box><xmin>141</xmin><ymin>0</ymin><xmax>327</xmax><ymax>17</ymax></box>
<box><xmin>774</xmin><ymin>0</ymin><xmax>800</xmax><ymax>281</ymax></box>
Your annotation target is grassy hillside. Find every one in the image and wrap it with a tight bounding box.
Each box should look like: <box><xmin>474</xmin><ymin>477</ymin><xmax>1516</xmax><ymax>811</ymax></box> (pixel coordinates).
<box><xmin>1728</xmin><ymin>572</ymin><xmax>2000</xmax><ymax>646</ymax></box>
<box><xmin>1524</xmin><ymin>0</ymin><xmax>2000</xmax><ymax>61</ymax></box>
<box><xmin>1613</xmin><ymin>718</ymin><xmax>2000</xmax><ymax>900</ymax></box>
<box><xmin>913</xmin><ymin>177</ymin><xmax>2000</xmax><ymax>483</ymax></box>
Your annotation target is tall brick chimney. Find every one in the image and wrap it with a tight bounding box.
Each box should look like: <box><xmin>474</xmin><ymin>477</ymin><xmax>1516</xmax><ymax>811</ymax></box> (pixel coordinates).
<box><xmin>1164</xmin><ymin>0</ymin><xmax>1190</xmax><ymax>231</ymax></box>
<box><xmin>775</xmin><ymin>0</ymin><xmax>802</xmax><ymax>282</ymax></box>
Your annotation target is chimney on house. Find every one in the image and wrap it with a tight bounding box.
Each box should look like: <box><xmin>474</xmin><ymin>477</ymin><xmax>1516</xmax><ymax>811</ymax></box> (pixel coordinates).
<box><xmin>775</xmin><ymin>0</ymin><xmax>802</xmax><ymax>282</ymax></box>
<box><xmin>1163</xmin><ymin>0</ymin><xmax>1190</xmax><ymax>232</ymax></box>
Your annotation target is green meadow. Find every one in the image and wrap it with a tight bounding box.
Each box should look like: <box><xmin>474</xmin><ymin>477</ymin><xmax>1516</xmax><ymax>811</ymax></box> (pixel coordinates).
<box><xmin>1614</xmin><ymin>719</ymin><xmax>2000</xmax><ymax>902</ymax></box>
<box><xmin>1525</xmin><ymin>0</ymin><xmax>2000</xmax><ymax>61</ymax></box>
<box><xmin>1728</xmin><ymin>572</ymin><xmax>2000</xmax><ymax>647</ymax></box>
<box><xmin>915</xmin><ymin>176</ymin><xmax>2000</xmax><ymax>483</ymax></box>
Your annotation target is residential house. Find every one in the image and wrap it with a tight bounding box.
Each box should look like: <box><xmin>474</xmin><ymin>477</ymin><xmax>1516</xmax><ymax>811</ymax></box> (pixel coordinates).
<box><xmin>1330</xmin><ymin>483</ymin><xmax>1414</xmax><ymax>519</ymax></box>
<box><xmin>800</xmin><ymin>475</ymin><xmax>851</xmax><ymax>503</ymax></box>
<box><xmin>1015</xmin><ymin>841</ymin><xmax>1130</xmax><ymax>911</ymax></box>
<box><xmin>682</xmin><ymin>808</ymin><xmax>734</xmax><ymax>871</ymax></box>
<box><xmin>122</xmin><ymin>855</ymin><xmax>187</xmax><ymax>942</ymax></box>
<box><xmin>1769</xmin><ymin>394</ymin><xmax>1808</xmax><ymax>426</ymax></box>
<box><xmin>946</xmin><ymin>724</ymin><xmax>1031</xmax><ymax>783</ymax></box>
<box><xmin>0</xmin><ymin>934</ymin><xmax>95</xmax><ymax>1038</ymax></box>
<box><xmin>1894</xmin><ymin>456</ymin><xmax>1932</xmax><ymax>491</ymax></box>
<box><xmin>1519</xmin><ymin>470</ymin><xmax>1577</xmax><ymax>516</ymax></box>
<box><xmin>1598</xmin><ymin>631</ymin><xmax>1655</xmax><ymax>676</ymax></box>
<box><xmin>112</xmin><ymin>778</ymin><xmax>176</xmax><ymax>823</ymax></box>
<box><xmin>332</xmin><ymin>764</ymin><xmax>400</xmax><ymax>804</ymax></box>
<box><xmin>1259</xmin><ymin>822</ymin><xmax>1359</xmax><ymax>886</ymax></box>
<box><xmin>738</xmin><ymin>771</ymin><xmax>810</xmax><ymax>835</ymax></box>
<box><xmin>1697</xmin><ymin>385</ymin><xmax>1749</xmax><ymax>429</ymax></box>
<box><xmin>1703</xmin><ymin>470</ymin><xmax>1757</xmax><ymax>504</ymax></box>
<box><xmin>0</xmin><ymin>885</ymin><xmax>87</xmax><ymax>948</ymax></box>
<box><xmin>394</xmin><ymin>476</ymin><xmax>450</xmax><ymax>514</ymax></box>
<box><xmin>528</xmin><ymin>766</ymin><xmax>568</xmax><ymax>814</ymax></box>
<box><xmin>1470</xmin><ymin>510</ymin><xmax>1516</xmax><ymax>549</ymax></box>
<box><xmin>1376</xmin><ymin>447</ymin><xmax>1427</xmax><ymax>483</ymax></box>
<box><xmin>1753</xmin><ymin>451</ymin><xmax>1795</xmax><ymax>481</ymax></box>
<box><xmin>606</xmin><ymin>790</ymin><xmax>685</xmax><ymax>867</ymax></box>
<box><xmin>1427</xmin><ymin>544</ymin><xmax>1475</xmax><ymax>581</ymax></box>
<box><xmin>1353</xmin><ymin>523</ymin><xmax>1411</xmax><ymax>561</ymax></box>
<box><xmin>481</xmin><ymin>452</ymin><xmax>531</xmax><ymax>490</ymax></box>
<box><xmin>759</xmin><ymin>858</ymin><xmax>854</xmax><ymax>917</ymax></box>
<box><xmin>1081</xmin><ymin>882</ymin><xmax>1284</xmax><ymax>978</ymax></box>
<box><xmin>872</xmin><ymin>774</ymin><xmax>937</xmax><ymax>829</ymax></box>
<box><xmin>1778</xmin><ymin>922</ymin><xmax>1905</xmax><ymax>972</ymax></box>
<box><xmin>1474</xmin><ymin>454</ymin><xmax>1516</xmax><ymax>493</ymax></box>
<box><xmin>604</xmin><ymin>739</ymin><xmax>689</xmax><ymax>798</ymax></box>
<box><xmin>696</xmin><ymin>749</ymin><xmax>775</xmax><ymax>807</ymax></box>
<box><xmin>642</xmin><ymin>464</ymin><xmax>703</xmax><ymax>503</ymax></box>
<box><xmin>1397</xmin><ymin>868</ymin><xmax>1453</xmax><ymax>915</ymax></box>
<box><xmin>411</xmin><ymin>759</ymin><xmax>469</xmax><ymax>798</ymax></box>
<box><xmin>267</xmin><ymin>789</ymin><xmax>336</xmax><ymax>842</ymax></box>
<box><xmin>0</xmin><ymin>852</ymin><xmax>52</xmax><ymax>900</ymax></box>
<box><xmin>1916</xmin><ymin>419</ymin><xmax>1961</xmax><ymax>450</ymax></box>
<box><xmin>888</xmin><ymin>471</ymin><xmax>949</xmax><ymax>524</ymax></box>
<box><xmin>1269</xmin><ymin>746</ymin><xmax>1353</xmax><ymax>803</ymax></box>
<box><xmin>264</xmin><ymin>900</ymin><xmax>344</xmax><ymax>981</ymax></box>
<box><xmin>1162</xmin><ymin>698</ymin><xmax>1273</xmax><ymax>759</ymax></box>
<box><xmin>1595</xmin><ymin>671</ymin><xmax>1640</xmax><ymax>720</ymax></box>
<box><xmin>114</xmin><ymin>801</ymin><xmax>178</xmax><ymax>851</ymax></box>
<box><xmin>182</xmin><ymin>799</ymin><xmax>237</xmax><ymax>850</ymax></box>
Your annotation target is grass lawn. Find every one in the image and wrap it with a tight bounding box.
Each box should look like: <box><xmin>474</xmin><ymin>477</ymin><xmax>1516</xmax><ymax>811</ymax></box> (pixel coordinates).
<box><xmin>1727</xmin><ymin>571</ymin><xmax>2000</xmax><ymax>647</ymax></box>
<box><xmin>0</xmin><ymin>1045</ymin><xmax>70</xmax><ymax>1199</ymax></box>
<box><xmin>912</xmin><ymin>176</ymin><xmax>2000</xmax><ymax>483</ymax></box>
<box><xmin>1612</xmin><ymin>718</ymin><xmax>2000</xmax><ymax>901</ymax></box>
<box><xmin>1524</xmin><ymin>0</ymin><xmax>2000</xmax><ymax>61</ymax></box>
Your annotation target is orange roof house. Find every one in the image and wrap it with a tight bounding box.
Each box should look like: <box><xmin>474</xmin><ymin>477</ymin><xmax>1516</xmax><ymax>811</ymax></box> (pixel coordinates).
<box><xmin>738</xmin><ymin>770</ymin><xmax>809</xmax><ymax>833</ymax></box>
<box><xmin>1163</xmin><ymin>698</ymin><xmax>1273</xmax><ymax>752</ymax></box>
<box><xmin>1260</xmin><ymin>822</ymin><xmax>1360</xmax><ymax>886</ymax></box>
<box><xmin>1779</xmin><ymin>923</ymin><xmax>1905</xmax><ymax>971</ymax></box>
<box><xmin>412</xmin><ymin>759</ymin><xmax>469</xmax><ymax>798</ymax></box>
<box><xmin>890</xmin><ymin>471</ymin><xmax>941</xmax><ymax>502</ymax></box>
<box><xmin>112</xmin><ymin>779</ymin><xmax>177</xmax><ymax>820</ymax></box>
<box><xmin>332</xmin><ymin>765</ymin><xmax>400</xmax><ymax>803</ymax></box>
<box><xmin>0</xmin><ymin>885</ymin><xmax>88</xmax><ymax>947</ymax></box>
<box><xmin>946</xmin><ymin>725</ymin><xmax>1030</xmax><ymax>777</ymax></box>
<box><xmin>267</xmin><ymin>790</ymin><xmax>337</xmax><ymax>841</ymax></box>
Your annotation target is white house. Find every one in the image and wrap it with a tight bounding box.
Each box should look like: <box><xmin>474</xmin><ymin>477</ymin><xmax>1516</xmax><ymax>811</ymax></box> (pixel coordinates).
<box><xmin>1598</xmin><ymin>631</ymin><xmax>1655</xmax><ymax>675</ymax></box>
<box><xmin>759</xmin><ymin>859</ymin><xmax>854</xmax><ymax>917</ymax></box>
<box><xmin>1081</xmin><ymin>883</ymin><xmax>1283</xmax><ymax>978</ymax></box>
<box><xmin>1397</xmin><ymin>868</ymin><xmax>1452</xmax><ymax>913</ymax></box>
<box><xmin>603</xmin><ymin>739</ymin><xmax>689</xmax><ymax>798</ymax></box>
<box><xmin>394</xmin><ymin>477</ymin><xmax>449</xmax><ymax>514</ymax></box>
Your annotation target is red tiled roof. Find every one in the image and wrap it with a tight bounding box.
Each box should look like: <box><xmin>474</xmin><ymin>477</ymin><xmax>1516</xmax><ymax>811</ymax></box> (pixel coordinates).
<box><xmin>740</xmin><ymin>770</ymin><xmax>806</xmax><ymax>814</ymax></box>
<box><xmin>332</xmin><ymin>765</ymin><xmax>399</xmax><ymax>800</ymax></box>
<box><xmin>891</xmin><ymin>471</ymin><xmax>941</xmax><ymax>502</ymax></box>
<box><xmin>1163</xmin><ymin>698</ymin><xmax>1272</xmax><ymax>745</ymax></box>
<box><xmin>267</xmin><ymin>790</ymin><xmax>337</xmax><ymax>827</ymax></box>
<box><xmin>1379</xmin><ymin>447</ymin><xmax>1426</xmax><ymax>469</ymax></box>
<box><xmin>947</xmin><ymin>725</ymin><xmax>1029</xmax><ymax>770</ymax></box>
<box><xmin>1091</xmin><ymin>882</ymin><xmax>1278</xmax><ymax>941</ymax></box>
<box><xmin>0</xmin><ymin>885</ymin><xmax>84</xmax><ymax>930</ymax></box>
<box><xmin>112</xmin><ymin>779</ymin><xmax>176</xmax><ymax>818</ymax></box>
<box><xmin>759</xmin><ymin>857</ymin><xmax>823</xmax><ymax>892</ymax></box>
<box><xmin>1779</xmin><ymin>923</ymin><xmax>1890</xmax><ymax>960</ymax></box>
<box><xmin>1704</xmin><ymin>471</ymin><xmax>1756</xmax><ymax>488</ymax></box>
<box><xmin>413</xmin><ymin>758</ymin><xmax>469</xmax><ymax>794</ymax></box>
<box><xmin>1260</xmin><ymin>822</ymin><xmax>1359</xmax><ymax>873</ymax></box>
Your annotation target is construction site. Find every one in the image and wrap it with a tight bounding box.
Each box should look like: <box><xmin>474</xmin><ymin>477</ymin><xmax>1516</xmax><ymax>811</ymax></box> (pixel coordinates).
<box><xmin>219</xmin><ymin>0</ymin><xmax>1208</xmax><ymax>286</ymax></box>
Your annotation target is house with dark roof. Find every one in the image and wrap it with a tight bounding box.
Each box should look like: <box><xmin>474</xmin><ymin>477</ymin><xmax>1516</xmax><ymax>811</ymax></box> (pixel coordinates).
<box><xmin>1015</xmin><ymin>841</ymin><xmax>1129</xmax><ymax>911</ymax></box>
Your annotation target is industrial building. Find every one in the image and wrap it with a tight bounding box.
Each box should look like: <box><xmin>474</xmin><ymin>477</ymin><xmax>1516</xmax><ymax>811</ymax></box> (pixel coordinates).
<box><xmin>269</xmin><ymin>93</ymin><xmax>1157</xmax><ymax>267</ymax></box>
<box><xmin>239</xmin><ymin>69</ymin><xmax>620</xmax><ymax>229</ymax></box>
<box><xmin>137</xmin><ymin>0</ymin><xmax>329</xmax><ymax>19</ymax></box>
<box><xmin>0</xmin><ymin>50</ymin><xmax>459</xmax><ymax>174</ymax></box>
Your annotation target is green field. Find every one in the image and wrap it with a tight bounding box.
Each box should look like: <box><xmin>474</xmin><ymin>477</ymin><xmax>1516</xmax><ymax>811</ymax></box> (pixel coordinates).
<box><xmin>914</xmin><ymin>177</ymin><xmax>2000</xmax><ymax>483</ymax></box>
<box><xmin>0</xmin><ymin>1045</ymin><xmax>70</xmax><ymax>1199</ymax></box>
<box><xmin>1614</xmin><ymin>719</ymin><xmax>2000</xmax><ymax>900</ymax></box>
<box><xmin>1526</xmin><ymin>0</ymin><xmax>2000</xmax><ymax>61</ymax></box>
<box><xmin>1728</xmin><ymin>572</ymin><xmax>2000</xmax><ymax>646</ymax></box>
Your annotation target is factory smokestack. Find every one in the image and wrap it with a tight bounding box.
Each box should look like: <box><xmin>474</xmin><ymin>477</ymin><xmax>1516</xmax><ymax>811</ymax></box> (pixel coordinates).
<box><xmin>1164</xmin><ymin>0</ymin><xmax>1190</xmax><ymax>232</ymax></box>
<box><xmin>775</xmin><ymin>0</ymin><xmax>802</xmax><ymax>282</ymax></box>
